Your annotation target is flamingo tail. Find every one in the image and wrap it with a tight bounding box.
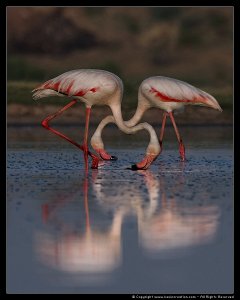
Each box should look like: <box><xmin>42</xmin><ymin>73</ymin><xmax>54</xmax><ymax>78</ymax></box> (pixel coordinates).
<box><xmin>32</xmin><ymin>88</ymin><xmax>64</xmax><ymax>100</ymax></box>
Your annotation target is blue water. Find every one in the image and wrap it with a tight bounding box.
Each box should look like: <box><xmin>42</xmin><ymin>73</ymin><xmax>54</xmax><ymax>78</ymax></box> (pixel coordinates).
<box><xmin>7</xmin><ymin>125</ymin><xmax>233</xmax><ymax>294</ymax></box>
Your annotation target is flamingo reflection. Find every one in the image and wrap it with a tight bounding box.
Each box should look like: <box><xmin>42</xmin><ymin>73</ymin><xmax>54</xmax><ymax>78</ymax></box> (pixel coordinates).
<box><xmin>36</xmin><ymin>167</ymin><xmax>220</xmax><ymax>280</ymax></box>
<box><xmin>36</xmin><ymin>173</ymin><xmax>125</xmax><ymax>276</ymax></box>
<box><xmin>93</xmin><ymin>167</ymin><xmax>221</xmax><ymax>257</ymax></box>
<box><xmin>137</xmin><ymin>171</ymin><xmax>220</xmax><ymax>255</ymax></box>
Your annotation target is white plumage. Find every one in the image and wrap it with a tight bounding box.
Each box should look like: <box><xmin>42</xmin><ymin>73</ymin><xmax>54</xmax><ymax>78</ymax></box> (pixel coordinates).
<box><xmin>33</xmin><ymin>69</ymin><xmax>122</xmax><ymax>107</ymax></box>
<box><xmin>32</xmin><ymin>69</ymin><xmax>160</xmax><ymax>170</ymax></box>
<box><xmin>91</xmin><ymin>75</ymin><xmax>222</xmax><ymax>165</ymax></box>
<box><xmin>140</xmin><ymin>76</ymin><xmax>222</xmax><ymax>112</ymax></box>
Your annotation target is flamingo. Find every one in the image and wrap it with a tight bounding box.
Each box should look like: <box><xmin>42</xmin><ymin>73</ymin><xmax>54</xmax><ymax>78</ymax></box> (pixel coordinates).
<box><xmin>32</xmin><ymin>69</ymin><xmax>160</xmax><ymax>171</ymax></box>
<box><xmin>91</xmin><ymin>76</ymin><xmax>222</xmax><ymax>169</ymax></box>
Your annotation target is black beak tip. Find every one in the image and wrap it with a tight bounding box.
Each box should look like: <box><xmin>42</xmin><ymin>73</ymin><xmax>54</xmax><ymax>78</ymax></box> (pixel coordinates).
<box><xmin>110</xmin><ymin>156</ymin><xmax>118</xmax><ymax>161</ymax></box>
<box><xmin>131</xmin><ymin>164</ymin><xmax>139</xmax><ymax>171</ymax></box>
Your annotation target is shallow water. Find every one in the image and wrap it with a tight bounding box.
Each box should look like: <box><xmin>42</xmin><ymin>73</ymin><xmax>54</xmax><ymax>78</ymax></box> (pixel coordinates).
<box><xmin>7</xmin><ymin>125</ymin><xmax>233</xmax><ymax>294</ymax></box>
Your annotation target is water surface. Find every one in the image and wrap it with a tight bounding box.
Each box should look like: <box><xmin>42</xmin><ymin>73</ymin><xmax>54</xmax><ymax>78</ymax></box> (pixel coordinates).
<box><xmin>7</xmin><ymin>125</ymin><xmax>233</xmax><ymax>294</ymax></box>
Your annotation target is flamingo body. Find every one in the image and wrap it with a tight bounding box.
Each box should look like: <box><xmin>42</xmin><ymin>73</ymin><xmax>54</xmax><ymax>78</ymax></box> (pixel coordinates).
<box><xmin>33</xmin><ymin>69</ymin><xmax>122</xmax><ymax>107</ymax></box>
<box><xmin>139</xmin><ymin>76</ymin><xmax>222</xmax><ymax>113</ymax></box>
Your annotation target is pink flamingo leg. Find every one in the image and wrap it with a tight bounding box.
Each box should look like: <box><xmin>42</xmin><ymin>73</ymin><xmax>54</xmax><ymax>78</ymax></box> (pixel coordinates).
<box><xmin>159</xmin><ymin>112</ymin><xmax>168</xmax><ymax>151</ymax></box>
<box><xmin>83</xmin><ymin>107</ymin><xmax>91</xmax><ymax>172</ymax></box>
<box><xmin>41</xmin><ymin>100</ymin><xmax>99</xmax><ymax>169</ymax></box>
<box><xmin>168</xmin><ymin>112</ymin><xmax>185</xmax><ymax>161</ymax></box>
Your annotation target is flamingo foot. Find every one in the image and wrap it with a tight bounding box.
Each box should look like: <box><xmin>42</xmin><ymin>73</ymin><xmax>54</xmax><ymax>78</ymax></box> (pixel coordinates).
<box><xmin>96</xmin><ymin>148</ymin><xmax>118</xmax><ymax>161</ymax></box>
<box><xmin>179</xmin><ymin>141</ymin><xmax>185</xmax><ymax>161</ymax></box>
<box><xmin>131</xmin><ymin>154</ymin><xmax>158</xmax><ymax>170</ymax></box>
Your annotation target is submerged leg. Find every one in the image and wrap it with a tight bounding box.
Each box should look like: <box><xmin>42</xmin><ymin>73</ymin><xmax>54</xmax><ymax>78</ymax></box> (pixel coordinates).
<box><xmin>168</xmin><ymin>112</ymin><xmax>185</xmax><ymax>161</ymax></box>
<box><xmin>41</xmin><ymin>100</ymin><xmax>99</xmax><ymax>169</ymax></box>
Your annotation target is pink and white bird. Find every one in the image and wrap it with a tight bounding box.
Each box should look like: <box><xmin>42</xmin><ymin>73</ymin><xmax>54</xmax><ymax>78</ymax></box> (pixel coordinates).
<box><xmin>32</xmin><ymin>69</ymin><xmax>161</xmax><ymax>171</ymax></box>
<box><xmin>91</xmin><ymin>76</ymin><xmax>222</xmax><ymax>169</ymax></box>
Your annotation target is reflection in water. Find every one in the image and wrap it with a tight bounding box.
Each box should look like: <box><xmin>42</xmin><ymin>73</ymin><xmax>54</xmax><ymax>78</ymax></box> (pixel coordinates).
<box><xmin>137</xmin><ymin>168</ymin><xmax>220</xmax><ymax>255</ymax></box>
<box><xmin>36</xmin><ymin>175</ymin><xmax>124</xmax><ymax>280</ymax></box>
<box><xmin>36</xmin><ymin>214</ymin><xmax>123</xmax><ymax>274</ymax></box>
<box><xmin>139</xmin><ymin>204</ymin><xmax>220</xmax><ymax>255</ymax></box>
<box><xmin>138</xmin><ymin>174</ymin><xmax>220</xmax><ymax>256</ymax></box>
<box><xmin>94</xmin><ymin>167</ymin><xmax>220</xmax><ymax>258</ymax></box>
<box><xmin>35</xmin><ymin>166</ymin><xmax>220</xmax><ymax>283</ymax></box>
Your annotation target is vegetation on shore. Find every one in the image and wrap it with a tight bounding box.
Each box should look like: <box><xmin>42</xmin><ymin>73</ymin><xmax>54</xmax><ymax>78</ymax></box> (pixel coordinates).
<box><xmin>7</xmin><ymin>7</ymin><xmax>233</xmax><ymax>121</ymax></box>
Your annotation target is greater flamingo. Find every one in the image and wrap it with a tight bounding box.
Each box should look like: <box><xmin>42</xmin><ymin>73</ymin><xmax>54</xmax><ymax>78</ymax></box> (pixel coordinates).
<box><xmin>91</xmin><ymin>76</ymin><xmax>222</xmax><ymax>169</ymax></box>
<box><xmin>32</xmin><ymin>69</ymin><xmax>160</xmax><ymax>170</ymax></box>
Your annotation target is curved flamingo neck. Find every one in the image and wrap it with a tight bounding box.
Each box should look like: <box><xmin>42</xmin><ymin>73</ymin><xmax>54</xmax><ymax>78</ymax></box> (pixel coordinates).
<box><xmin>90</xmin><ymin>99</ymin><xmax>147</xmax><ymax>150</ymax></box>
<box><xmin>124</xmin><ymin>103</ymin><xmax>147</xmax><ymax>127</ymax></box>
<box><xmin>109</xmin><ymin>92</ymin><xmax>160</xmax><ymax>156</ymax></box>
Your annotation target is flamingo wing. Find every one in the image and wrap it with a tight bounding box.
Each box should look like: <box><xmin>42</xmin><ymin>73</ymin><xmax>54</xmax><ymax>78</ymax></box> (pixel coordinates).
<box><xmin>32</xmin><ymin>69</ymin><xmax>119</xmax><ymax>101</ymax></box>
<box><xmin>142</xmin><ymin>76</ymin><xmax>222</xmax><ymax>111</ymax></box>
<box><xmin>32</xmin><ymin>70</ymin><xmax>98</xmax><ymax>98</ymax></box>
